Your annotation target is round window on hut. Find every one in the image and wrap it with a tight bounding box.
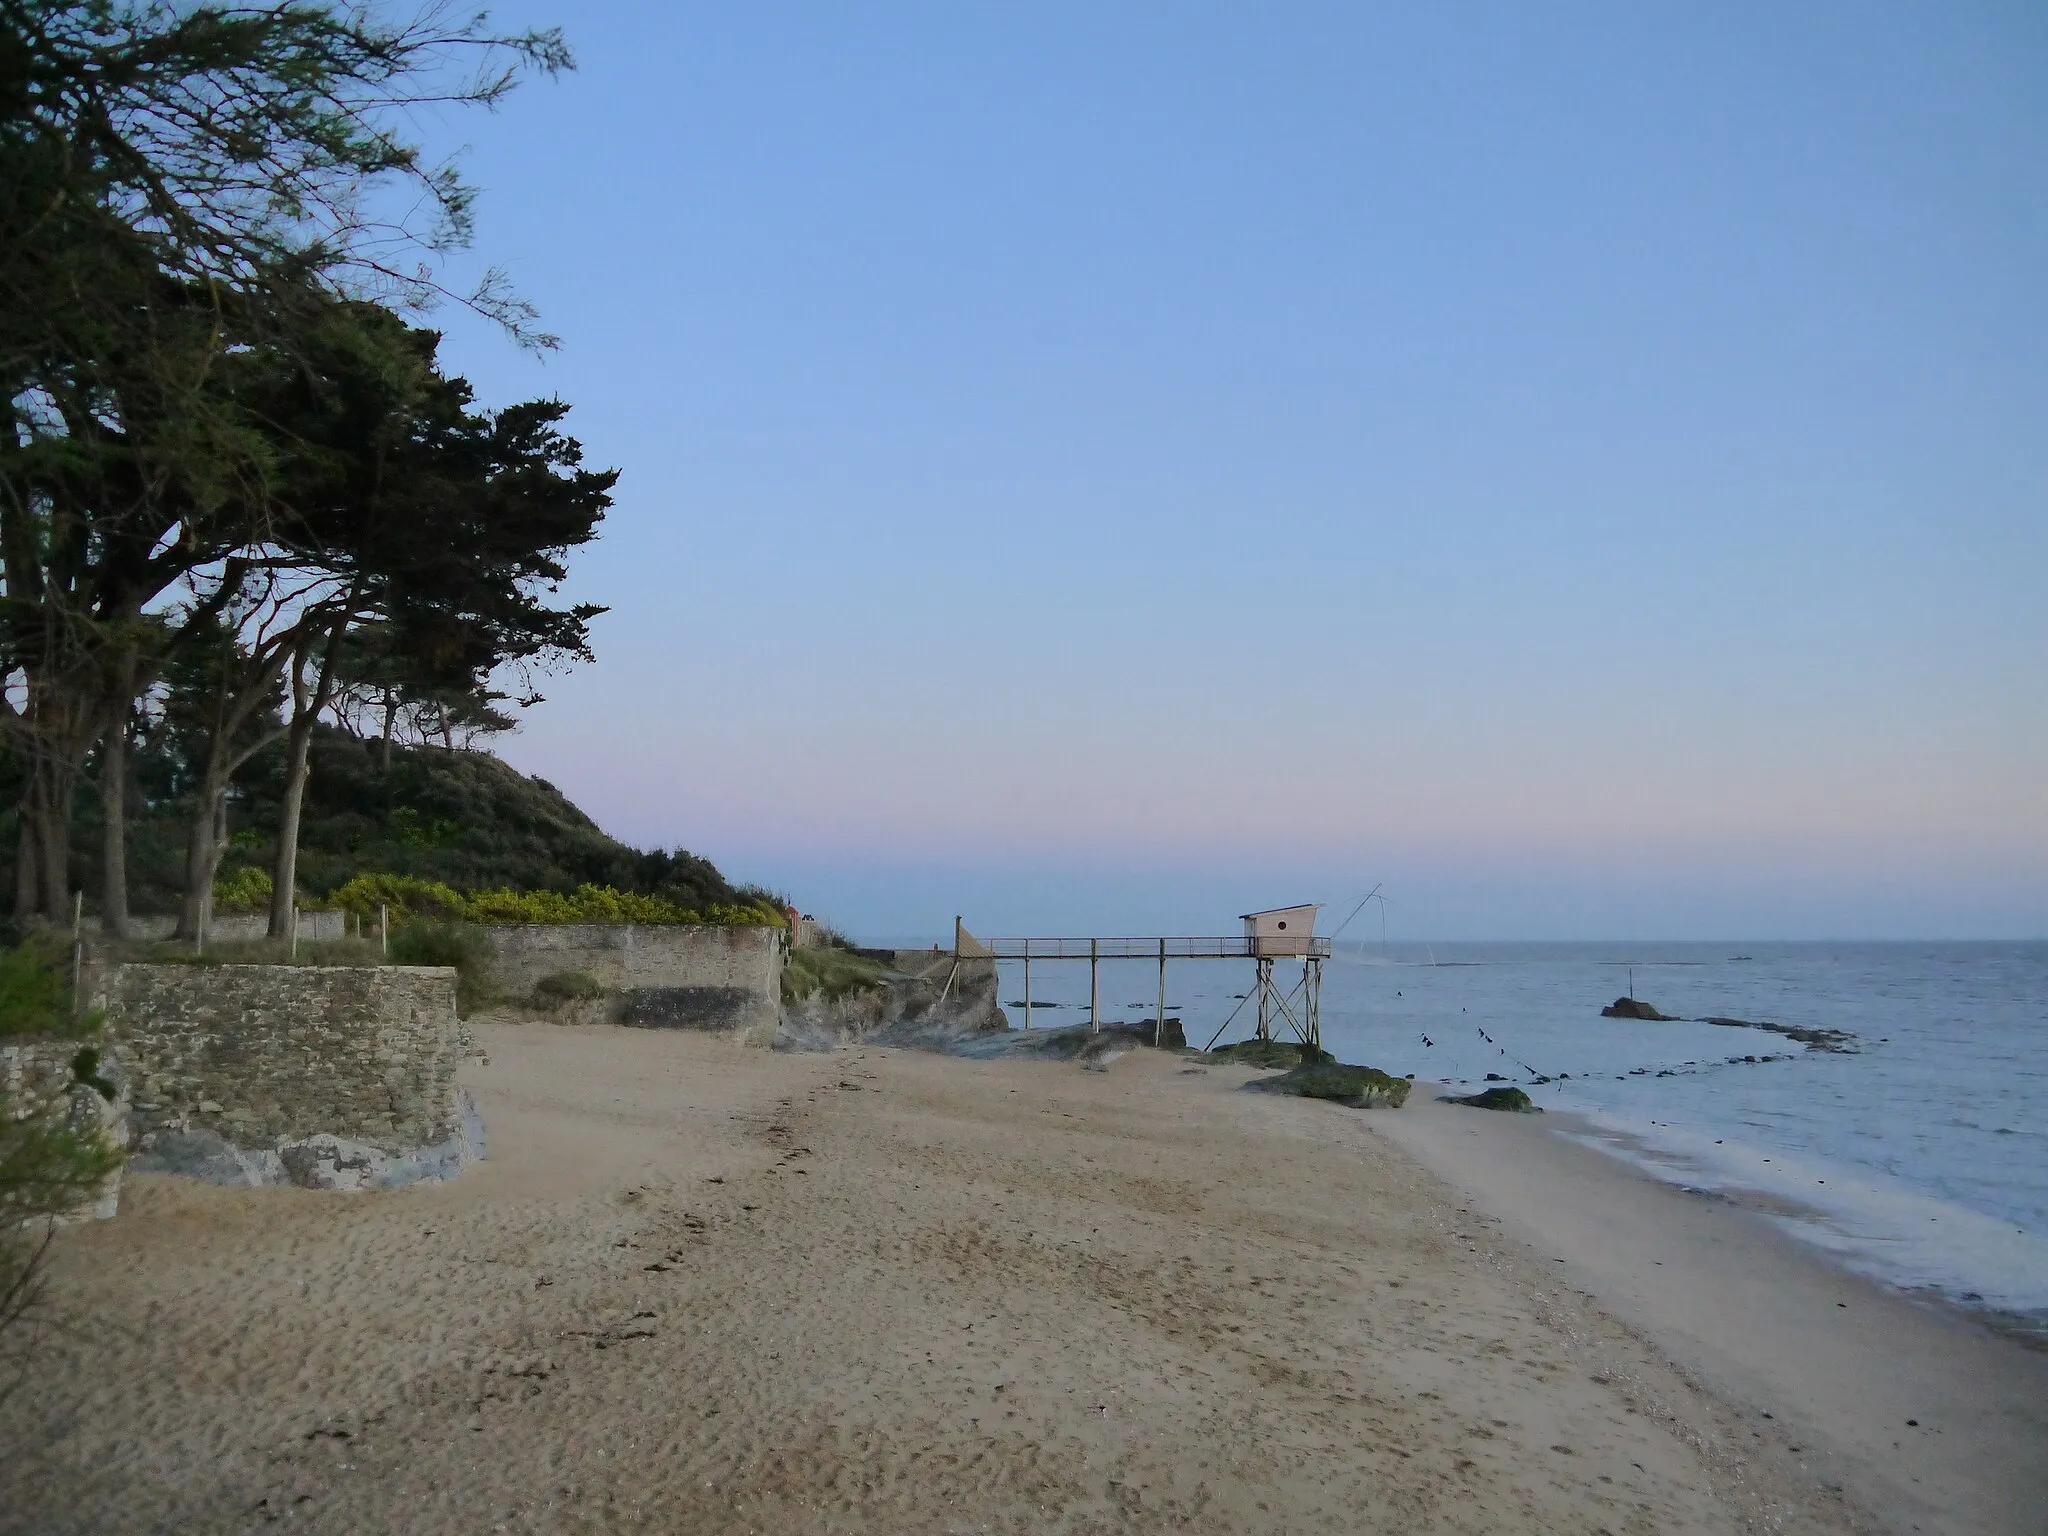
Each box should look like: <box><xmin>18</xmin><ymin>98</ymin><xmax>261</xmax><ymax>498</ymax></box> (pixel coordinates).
<box><xmin>1278</xmin><ymin>921</ymin><xmax>1287</xmax><ymax>929</ymax></box>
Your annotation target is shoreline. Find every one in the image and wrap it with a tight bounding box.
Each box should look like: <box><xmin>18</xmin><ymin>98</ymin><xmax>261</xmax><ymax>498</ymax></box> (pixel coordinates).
<box><xmin>2</xmin><ymin>1024</ymin><xmax>2041</xmax><ymax>1532</ymax></box>
<box><xmin>1538</xmin><ymin>1106</ymin><xmax>2048</xmax><ymax>1351</ymax></box>
<box><xmin>1367</xmin><ymin>1081</ymin><xmax>2048</xmax><ymax>1536</ymax></box>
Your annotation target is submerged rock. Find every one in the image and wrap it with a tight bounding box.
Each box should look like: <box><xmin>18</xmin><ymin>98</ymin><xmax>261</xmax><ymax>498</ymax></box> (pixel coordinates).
<box><xmin>1245</xmin><ymin>1061</ymin><xmax>1412</xmax><ymax>1109</ymax></box>
<box><xmin>1698</xmin><ymin>1016</ymin><xmax>1857</xmax><ymax>1052</ymax></box>
<box><xmin>1446</xmin><ymin>1086</ymin><xmax>1540</xmax><ymax>1113</ymax></box>
<box><xmin>1601</xmin><ymin>996</ymin><xmax>1675</xmax><ymax>1021</ymax></box>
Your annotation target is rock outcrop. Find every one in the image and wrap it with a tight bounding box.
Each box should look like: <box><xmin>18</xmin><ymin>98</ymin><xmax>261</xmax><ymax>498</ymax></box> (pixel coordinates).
<box><xmin>1446</xmin><ymin>1086</ymin><xmax>1540</xmax><ymax>1112</ymax></box>
<box><xmin>1601</xmin><ymin>996</ymin><xmax>1675</xmax><ymax>1021</ymax></box>
<box><xmin>1244</xmin><ymin>1061</ymin><xmax>1412</xmax><ymax>1109</ymax></box>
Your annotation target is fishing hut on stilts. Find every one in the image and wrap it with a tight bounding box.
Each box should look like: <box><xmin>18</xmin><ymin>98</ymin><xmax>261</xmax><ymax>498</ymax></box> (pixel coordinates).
<box><xmin>969</xmin><ymin>904</ymin><xmax>1330</xmax><ymax>1051</ymax></box>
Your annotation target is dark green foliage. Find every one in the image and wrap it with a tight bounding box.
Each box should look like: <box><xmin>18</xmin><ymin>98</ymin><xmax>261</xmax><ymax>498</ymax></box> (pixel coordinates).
<box><xmin>68</xmin><ymin>1048</ymin><xmax>116</xmax><ymax>1102</ymax></box>
<box><xmin>1448</xmin><ymin>1086</ymin><xmax>1540</xmax><ymax>1112</ymax></box>
<box><xmin>36</xmin><ymin>729</ymin><xmax>740</xmax><ymax>918</ymax></box>
<box><xmin>386</xmin><ymin>921</ymin><xmax>495</xmax><ymax>1014</ymax></box>
<box><xmin>532</xmin><ymin>970</ymin><xmax>606</xmax><ymax>1005</ymax></box>
<box><xmin>0</xmin><ymin>942</ymin><xmax>94</xmax><ymax>1040</ymax></box>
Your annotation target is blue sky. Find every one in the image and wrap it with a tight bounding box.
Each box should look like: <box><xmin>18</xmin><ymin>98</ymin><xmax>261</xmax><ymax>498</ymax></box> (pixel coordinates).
<box><xmin>419</xmin><ymin>3</ymin><xmax>2046</xmax><ymax>940</ymax></box>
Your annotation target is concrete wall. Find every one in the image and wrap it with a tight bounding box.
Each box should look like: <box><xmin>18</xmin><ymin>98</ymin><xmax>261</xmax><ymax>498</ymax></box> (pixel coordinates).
<box><xmin>485</xmin><ymin>924</ymin><xmax>784</xmax><ymax>1044</ymax></box>
<box><xmin>95</xmin><ymin>964</ymin><xmax>480</xmax><ymax>1191</ymax></box>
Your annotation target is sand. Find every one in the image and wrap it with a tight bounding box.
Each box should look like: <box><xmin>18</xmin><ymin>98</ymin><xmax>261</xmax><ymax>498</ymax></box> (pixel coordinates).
<box><xmin>2</xmin><ymin>1022</ymin><xmax>2036</xmax><ymax>1534</ymax></box>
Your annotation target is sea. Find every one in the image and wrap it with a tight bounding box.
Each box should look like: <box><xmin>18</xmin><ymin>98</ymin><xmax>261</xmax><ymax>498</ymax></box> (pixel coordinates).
<box><xmin>980</xmin><ymin>941</ymin><xmax>2048</xmax><ymax>1335</ymax></box>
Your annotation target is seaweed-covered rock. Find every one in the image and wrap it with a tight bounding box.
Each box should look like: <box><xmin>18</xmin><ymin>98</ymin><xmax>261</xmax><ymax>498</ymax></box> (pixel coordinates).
<box><xmin>1245</xmin><ymin>1062</ymin><xmax>1411</xmax><ymax>1109</ymax></box>
<box><xmin>1446</xmin><ymin>1086</ymin><xmax>1540</xmax><ymax>1112</ymax></box>
<box><xmin>1601</xmin><ymin>996</ymin><xmax>1674</xmax><ymax>1021</ymax></box>
<box><xmin>1202</xmin><ymin>1038</ymin><xmax>1328</xmax><ymax>1070</ymax></box>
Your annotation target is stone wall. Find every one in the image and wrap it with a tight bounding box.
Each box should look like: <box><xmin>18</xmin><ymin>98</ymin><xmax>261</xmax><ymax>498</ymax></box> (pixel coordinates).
<box><xmin>95</xmin><ymin>964</ymin><xmax>480</xmax><ymax>1191</ymax></box>
<box><xmin>485</xmin><ymin>924</ymin><xmax>784</xmax><ymax>1045</ymax></box>
<box><xmin>0</xmin><ymin>1039</ymin><xmax>127</xmax><ymax>1220</ymax></box>
<box><xmin>112</xmin><ymin>911</ymin><xmax>349</xmax><ymax>944</ymax></box>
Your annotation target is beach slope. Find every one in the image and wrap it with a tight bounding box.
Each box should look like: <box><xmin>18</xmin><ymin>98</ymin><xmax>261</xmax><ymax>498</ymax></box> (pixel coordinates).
<box><xmin>0</xmin><ymin>1025</ymin><xmax>1923</xmax><ymax>1533</ymax></box>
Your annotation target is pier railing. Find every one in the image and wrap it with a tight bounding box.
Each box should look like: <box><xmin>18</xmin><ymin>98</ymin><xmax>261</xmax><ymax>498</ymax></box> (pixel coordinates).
<box><xmin>980</xmin><ymin>936</ymin><xmax>1331</xmax><ymax>960</ymax></box>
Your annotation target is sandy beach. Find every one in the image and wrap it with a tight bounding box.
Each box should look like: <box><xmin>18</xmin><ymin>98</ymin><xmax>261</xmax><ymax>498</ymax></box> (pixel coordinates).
<box><xmin>4</xmin><ymin>1023</ymin><xmax>2043</xmax><ymax>1534</ymax></box>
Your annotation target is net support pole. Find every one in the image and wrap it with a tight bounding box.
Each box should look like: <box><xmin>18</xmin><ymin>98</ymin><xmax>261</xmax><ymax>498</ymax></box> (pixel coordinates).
<box><xmin>1157</xmin><ymin>938</ymin><xmax>1167</xmax><ymax>1046</ymax></box>
<box><xmin>1090</xmin><ymin>938</ymin><xmax>1099</xmax><ymax>1033</ymax></box>
<box><xmin>1022</xmin><ymin>940</ymin><xmax>1031</xmax><ymax>1031</ymax></box>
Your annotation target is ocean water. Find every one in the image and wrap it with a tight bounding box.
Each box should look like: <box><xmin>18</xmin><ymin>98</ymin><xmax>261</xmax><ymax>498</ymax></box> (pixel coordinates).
<box><xmin>987</xmin><ymin>941</ymin><xmax>2048</xmax><ymax>1328</ymax></box>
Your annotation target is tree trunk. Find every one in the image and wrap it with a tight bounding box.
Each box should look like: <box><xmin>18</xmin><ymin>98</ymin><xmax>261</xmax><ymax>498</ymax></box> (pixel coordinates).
<box><xmin>269</xmin><ymin>621</ymin><xmax>349</xmax><ymax>940</ymax></box>
<box><xmin>267</xmin><ymin>721</ymin><xmax>314</xmax><ymax>940</ymax></box>
<box><xmin>11</xmin><ymin>681</ymin><xmax>111</xmax><ymax>921</ymax></box>
<box><xmin>175</xmin><ymin>765</ymin><xmax>232</xmax><ymax>942</ymax></box>
<box><xmin>30</xmin><ymin>766</ymin><xmax>74</xmax><ymax>920</ymax></box>
<box><xmin>100</xmin><ymin>707</ymin><xmax>131</xmax><ymax>941</ymax></box>
<box><xmin>377</xmin><ymin>696</ymin><xmax>397</xmax><ymax>773</ymax></box>
<box><xmin>12</xmin><ymin>819</ymin><xmax>36</xmax><ymax>921</ymax></box>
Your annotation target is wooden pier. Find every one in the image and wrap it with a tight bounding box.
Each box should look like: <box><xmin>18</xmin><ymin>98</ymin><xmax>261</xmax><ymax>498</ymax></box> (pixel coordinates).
<box><xmin>961</xmin><ymin>910</ymin><xmax>1331</xmax><ymax>1050</ymax></box>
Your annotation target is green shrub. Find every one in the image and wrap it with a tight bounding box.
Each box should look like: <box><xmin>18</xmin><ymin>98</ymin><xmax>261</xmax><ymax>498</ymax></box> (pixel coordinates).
<box><xmin>387</xmin><ymin>921</ymin><xmax>496</xmax><ymax>1014</ymax></box>
<box><xmin>532</xmin><ymin>969</ymin><xmax>606</xmax><ymax>1005</ymax></box>
<box><xmin>210</xmin><ymin>865</ymin><xmax>274</xmax><ymax>914</ymax></box>
<box><xmin>0</xmin><ymin>942</ymin><xmax>96</xmax><ymax>1040</ymax></box>
<box><xmin>2</xmin><ymin>1059</ymin><xmax>124</xmax><ymax>1353</ymax></box>
<box><xmin>326</xmin><ymin>871</ymin><xmax>467</xmax><ymax>921</ymax></box>
<box><xmin>323</xmin><ymin>874</ymin><xmax>788</xmax><ymax>928</ymax></box>
<box><xmin>782</xmin><ymin>946</ymin><xmax>891</xmax><ymax>1004</ymax></box>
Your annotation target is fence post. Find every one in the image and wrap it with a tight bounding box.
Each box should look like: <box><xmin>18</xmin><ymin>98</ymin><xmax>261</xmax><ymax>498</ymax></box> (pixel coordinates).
<box><xmin>379</xmin><ymin>903</ymin><xmax>389</xmax><ymax>958</ymax></box>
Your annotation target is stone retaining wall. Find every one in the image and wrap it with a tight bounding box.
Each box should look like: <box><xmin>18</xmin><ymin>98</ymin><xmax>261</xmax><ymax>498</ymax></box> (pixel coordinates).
<box><xmin>485</xmin><ymin>924</ymin><xmax>784</xmax><ymax>1044</ymax></box>
<box><xmin>0</xmin><ymin>1039</ymin><xmax>127</xmax><ymax>1219</ymax></box>
<box><xmin>95</xmin><ymin>964</ymin><xmax>479</xmax><ymax>1191</ymax></box>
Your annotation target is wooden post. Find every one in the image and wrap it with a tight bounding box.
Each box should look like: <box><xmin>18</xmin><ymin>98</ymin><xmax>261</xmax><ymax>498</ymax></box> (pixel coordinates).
<box><xmin>379</xmin><ymin>903</ymin><xmax>388</xmax><ymax>958</ymax></box>
<box><xmin>1157</xmin><ymin>938</ymin><xmax>1167</xmax><ymax>1046</ymax></box>
<box><xmin>1306</xmin><ymin>957</ymin><xmax>1322</xmax><ymax>1050</ymax></box>
<box><xmin>1022</xmin><ymin>940</ymin><xmax>1032</xmax><ymax>1031</ymax></box>
<box><xmin>1089</xmin><ymin>938</ymin><xmax>1099</xmax><ymax>1033</ymax></box>
<box><xmin>290</xmin><ymin>906</ymin><xmax>299</xmax><ymax>959</ymax></box>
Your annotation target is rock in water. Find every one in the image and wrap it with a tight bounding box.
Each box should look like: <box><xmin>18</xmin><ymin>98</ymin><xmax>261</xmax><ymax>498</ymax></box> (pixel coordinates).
<box><xmin>1446</xmin><ymin>1086</ymin><xmax>1540</xmax><ymax>1112</ymax></box>
<box><xmin>1601</xmin><ymin>996</ymin><xmax>1674</xmax><ymax>1021</ymax></box>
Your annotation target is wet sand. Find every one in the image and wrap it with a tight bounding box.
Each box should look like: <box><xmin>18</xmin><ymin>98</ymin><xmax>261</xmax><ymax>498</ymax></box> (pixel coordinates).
<box><xmin>4</xmin><ymin>1022</ymin><xmax>2028</xmax><ymax>1533</ymax></box>
<box><xmin>1372</xmin><ymin>1084</ymin><xmax>2048</xmax><ymax>1536</ymax></box>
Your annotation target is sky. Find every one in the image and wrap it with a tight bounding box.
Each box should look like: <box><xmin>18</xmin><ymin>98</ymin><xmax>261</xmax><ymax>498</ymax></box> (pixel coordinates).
<box><xmin>414</xmin><ymin>2</ymin><xmax>2046</xmax><ymax>941</ymax></box>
